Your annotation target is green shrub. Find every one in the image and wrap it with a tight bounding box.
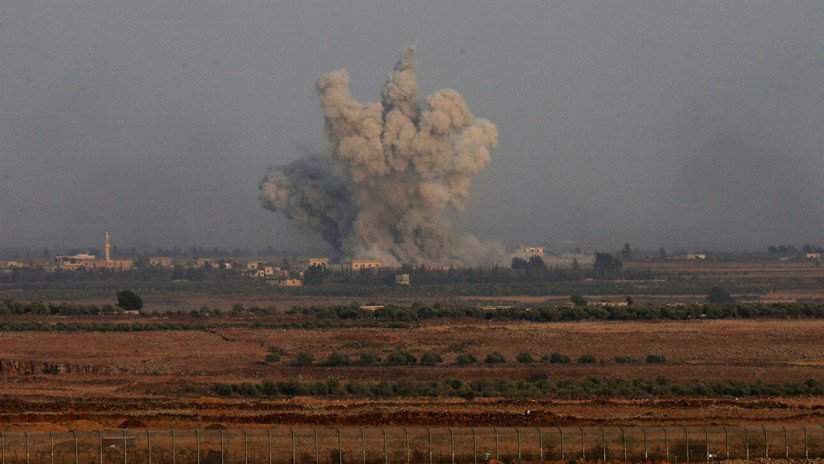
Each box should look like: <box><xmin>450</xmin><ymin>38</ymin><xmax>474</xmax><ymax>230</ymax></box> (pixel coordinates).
<box><xmin>358</xmin><ymin>352</ymin><xmax>380</xmax><ymax>366</ymax></box>
<box><xmin>577</xmin><ymin>354</ymin><xmax>597</xmax><ymax>364</ymax></box>
<box><xmin>116</xmin><ymin>290</ymin><xmax>143</xmax><ymax>311</ymax></box>
<box><xmin>485</xmin><ymin>352</ymin><xmax>506</xmax><ymax>364</ymax></box>
<box><xmin>549</xmin><ymin>352</ymin><xmax>570</xmax><ymax>364</ymax></box>
<box><xmin>456</xmin><ymin>353</ymin><xmax>477</xmax><ymax>365</ymax></box>
<box><xmin>264</xmin><ymin>354</ymin><xmax>280</xmax><ymax>363</ymax></box>
<box><xmin>325</xmin><ymin>352</ymin><xmax>350</xmax><ymax>366</ymax></box>
<box><xmin>293</xmin><ymin>352</ymin><xmax>314</xmax><ymax>366</ymax></box>
<box><xmin>570</xmin><ymin>294</ymin><xmax>587</xmax><ymax>307</ymax></box>
<box><xmin>516</xmin><ymin>353</ymin><xmax>535</xmax><ymax>363</ymax></box>
<box><xmin>420</xmin><ymin>352</ymin><xmax>443</xmax><ymax>365</ymax></box>
<box><xmin>387</xmin><ymin>351</ymin><xmax>417</xmax><ymax>365</ymax></box>
<box><xmin>211</xmin><ymin>384</ymin><xmax>233</xmax><ymax>397</ymax></box>
<box><xmin>646</xmin><ymin>354</ymin><xmax>666</xmax><ymax>364</ymax></box>
<box><xmin>614</xmin><ymin>356</ymin><xmax>632</xmax><ymax>364</ymax></box>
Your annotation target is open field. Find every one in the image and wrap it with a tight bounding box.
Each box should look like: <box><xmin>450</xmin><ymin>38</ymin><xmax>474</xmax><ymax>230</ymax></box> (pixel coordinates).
<box><xmin>2</xmin><ymin>317</ymin><xmax>824</xmax><ymax>429</ymax></box>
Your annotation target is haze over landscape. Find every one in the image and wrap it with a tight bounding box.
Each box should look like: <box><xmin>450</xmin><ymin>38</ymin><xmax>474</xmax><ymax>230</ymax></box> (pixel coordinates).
<box><xmin>1</xmin><ymin>2</ymin><xmax>824</xmax><ymax>252</ymax></box>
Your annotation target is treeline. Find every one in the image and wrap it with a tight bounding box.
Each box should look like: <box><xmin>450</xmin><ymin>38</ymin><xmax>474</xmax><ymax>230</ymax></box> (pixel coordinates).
<box><xmin>208</xmin><ymin>376</ymin><xmax>824</xmax><ymax>400</ymax></box>
<box><xmin>288</xmin><ymin>302</ymin><xmax>824</xmax><ymax>322</ymax></box>
<box><xmin>8</xmin><ymin>299</ymin><xmax>824</xmax><ymax>323</ymax></box>
<box><xmin>0</xmin><ymin>320</ymin><xmax>412</xmax><ymax>332</ymax></box>
<box><xmin>0</xmin><ymin>300</ymin><xmax>121</xmax><ymax>315</ymax></box>
<box><xmin>305</xmin><ymin>263</ymin><xmax>657</xmax><ymax>287</ymax></box>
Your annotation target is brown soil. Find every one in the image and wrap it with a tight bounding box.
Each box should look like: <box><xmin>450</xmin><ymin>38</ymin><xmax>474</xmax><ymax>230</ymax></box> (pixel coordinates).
<box><xmin>2</xmin><ymin>319</ymin><xmax>824</xmax><ymax>429</ymax></box>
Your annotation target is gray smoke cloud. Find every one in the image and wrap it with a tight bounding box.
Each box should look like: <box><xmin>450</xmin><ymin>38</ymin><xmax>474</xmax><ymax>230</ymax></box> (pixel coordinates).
<box><xmin>259</xmin><ymin>47</ymin><xmax>504</xmax><ymax>266</ymax></box>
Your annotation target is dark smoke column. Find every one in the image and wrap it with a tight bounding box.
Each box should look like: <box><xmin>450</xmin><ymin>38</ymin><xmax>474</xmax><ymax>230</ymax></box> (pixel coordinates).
<box><xmin>260</xmin><ymin>47</ymin><xmax>503</xmax><ymax>266</ymax></box>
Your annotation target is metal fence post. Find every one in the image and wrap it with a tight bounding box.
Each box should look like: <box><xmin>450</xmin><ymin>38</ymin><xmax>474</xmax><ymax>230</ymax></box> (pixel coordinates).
<box><xmin>783</xmin><ymin>426</ymin><xmax>788</xmax><ymax>459</ymax></box>
<box><xmin>559</xmin><ymin>427</ymin><xmax>564</xmax><ymax>461</ymax></box>
<box><xmin>196</xmin><ymin>430</ymin><xmax>201</xmax><ymax>464</ymax></box>
<box><xmin>516</xmin><ymin>427</ymin><xmax>521</xmax><ymax>461</ymax></box>
<box><xmin>620</xmin><ymin>426</ymin><xmax>626</xmax><ymax>462</ymax></box>
<box><xmin>449</xmin><ymin>428</ymin><xmax>454</xmax><ymax>464</ymax></box>
<box><xmin>220</xmin><ymin>430</ymin><xmax>225</xmax><ymax>464</ymax></box>
<box><xmin>51</xmin><ymin>431</ymin><xmax>55</xmax><ymax>464</ymax></box>
<box><xmin>537</xmin><ymin>427</ymin><xmax>543</xmax><ymax>461</ymax></box>
<box><xmin>744</xmin><ymin>427</ymin><xmax>749</xmax><ymax>461</ymax></box>
<box><xmin>244</xmin><ymin>429</ymin><xmax>249</xmax><ymax>464</ymax></box>
<box><xmin>338</xmin><ymin>428</ymin><xmax>343</xmax><ymax>464</ymax></box>
<box><xmin>98</xmin><ymin>431</ymin><xmax>104</xmax><ymax>464</ymax></box>
<box><xmin>579</xmin><ymin>426</ymin><xmax>585</xmax><ymax>462</ymax></box>
<box><xmin>763</xmin><ymin>425</ymin><xmax>768</xmax><ymax>459</ymax></box>
<box><xmin>0</xmin><ymin>431</ymin><xmax>3</xmax><ymax>464</ymax></box>
<box><xmin>146</xmin><ymin>430</ymin><xmax>151</xmax><ymax>464</ymax></box>
<box><xmin>25</xmin><ymin>432</ymin><xmax>29</xmax><ymax>464</ymax></box>
<box><xmin>599</xmin><ymin>426</ymin><xmax>606</xmax><ymax>463</ymax></box>
<box><xmin>704</xmin><ymin>427</ymin><xmax>709</xmax><ymax>463</ymax></box>
<box><xmin>642</xmin><ymin>427</ymin><xmax>648</xmax><ymax>460</ymax></box>
<box><xmin>405</xmin><ymin>428</ymin><xmax>410</xmax><ymax>464</ymax></box>
<box><xmin>803</xmin><ymin>425</ymin><xmax>809</xmax><ymax>459</ymax></box>
<box><xmin>723</xmin><ymin>426</ymin><xmax>729</xmax><ymax>461</ymax></box>
<box><xmin>663</xmin><ymin>427</ymin><xmax>669</xmax><ymax>464</ymax></box>
<box><xmin>290</xmin><ymin>427</ymin><xmax>296</xmax><ymax>464</ymax></box>
<box><xmin>73</xmin><ymin>430</ymin><xmax>79</xmax><ymax>464</ymax></box>
<box><xmin>269</xmin><ymin>430</ymin><xmax>273</xmax><ymax>464</ymax></box>
<box><xmin>472</xmin><ymin>428</ymin><xmax>477</xmax><ymax>464</ymax></box>
<box><xmin>494</xmin><ymin>427</ymin><xmax>499</xmax><ymax>461</ymax></box>
<box><xmin>361</xmin><ymin>428</ymin><xmax>365</xmax><ymax>464</ymax></box>
<box><xmin>383</xmin><ymin>428</ymin><xmax>388</xmax><ymax>464</ymax></box>
<box><xmin>123</xmin><ymin>429</ymin><xmax>127</xmax><ymax>464</ymax></box>
<box><xmin>315</xmin><ymin>429</ymin><xmax>320</xmax><ymax>464</ymax></box>
<box><xmin>291</xmin><ymin>429</ymin><xmax>295</xmax><ymax>464</ymax></box>
<box><xmin>427</xmin><ymin>428</ymin><xmax>432</xmax><ymax>464</ymax></box>
<box><xmin>171</xmin><ymin>430</ymin><xmax>176</xmax><ymax>464</ymax></box>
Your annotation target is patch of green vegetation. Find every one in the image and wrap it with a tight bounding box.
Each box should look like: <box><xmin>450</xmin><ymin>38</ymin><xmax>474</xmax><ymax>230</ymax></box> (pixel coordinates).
<box><xmin>208</xmin><ymin>377</ymin><xmax>824</xmax><ymax>399</ymax></box>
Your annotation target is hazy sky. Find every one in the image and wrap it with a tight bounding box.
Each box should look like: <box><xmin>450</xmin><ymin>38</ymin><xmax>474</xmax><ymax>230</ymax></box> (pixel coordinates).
<box><xmin>1</xmin><ymin>2</ymin><xmax>823</xmax><ymax>252</ymax></box>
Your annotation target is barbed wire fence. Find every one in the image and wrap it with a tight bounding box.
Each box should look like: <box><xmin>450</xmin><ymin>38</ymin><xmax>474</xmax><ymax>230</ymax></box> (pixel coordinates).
<box><xmin>1</xmin><ymin>426</ymin><xmax>823</xmax><ymax>464</ymax></box>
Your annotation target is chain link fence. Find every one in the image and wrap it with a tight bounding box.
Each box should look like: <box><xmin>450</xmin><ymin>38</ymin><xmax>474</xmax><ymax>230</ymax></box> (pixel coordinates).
<box><xmin>1</xmin><ymin>426</ymin><xmax>823</xmax><ymax>464</ymax></box>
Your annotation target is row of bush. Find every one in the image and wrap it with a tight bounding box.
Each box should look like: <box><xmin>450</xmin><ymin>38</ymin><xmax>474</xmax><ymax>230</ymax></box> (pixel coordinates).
<box><xmin>268</xmin><ymin>350</ymin><xmax>667</xmax><ymax>366</ymax></box>
<box><xmin>287</xmin><ymin>302</ymin><xmax>824</xmax><ymax>322</ymax></box>
<box><xmin>8</xmin><ymin>298</ymin><xmax>824</xmax><ymax>323</ymax></box>
<box><xmin>209</xmin><ymin>376</ymin><xmax>824</xmax><ymax>399</ymax></box>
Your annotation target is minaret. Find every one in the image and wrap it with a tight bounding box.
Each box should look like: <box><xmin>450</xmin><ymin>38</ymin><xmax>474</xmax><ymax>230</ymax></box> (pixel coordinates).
<box><xmin>105</xmin><ymin>232</ymin><xmax>111</xmax><ymax>262</ymax></box>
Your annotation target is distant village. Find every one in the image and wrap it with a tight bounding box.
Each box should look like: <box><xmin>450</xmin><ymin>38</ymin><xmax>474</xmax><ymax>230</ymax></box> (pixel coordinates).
<box><xmin>2</xmin><ymin>234</ymin><xmax>822</xmax><ymax>287</ymax></box>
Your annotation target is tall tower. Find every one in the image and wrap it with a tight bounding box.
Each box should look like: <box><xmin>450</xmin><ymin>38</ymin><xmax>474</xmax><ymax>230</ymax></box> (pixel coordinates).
<box><xmin>105</xmin><ymin>232</ymin><xmax>111</xmax><ymax>262</ymax></box>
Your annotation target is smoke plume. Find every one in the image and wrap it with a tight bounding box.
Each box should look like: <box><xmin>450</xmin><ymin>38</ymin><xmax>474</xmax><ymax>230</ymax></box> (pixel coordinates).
<box><xmin>259</xmin><ymin>47</ymin><xmax>503</xmax><ymax>266</ymax></box>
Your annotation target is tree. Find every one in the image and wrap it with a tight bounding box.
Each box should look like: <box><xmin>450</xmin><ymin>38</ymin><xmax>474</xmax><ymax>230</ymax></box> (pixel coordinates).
<box><xmin>620</xmin><ymin>243</ymin><xmax>633</xmax><ymax>260</ymax></box>
<box><xmin>293</xmin><ymin>352</ymin><xmax>314</xmax><ymax>366</ymax></box>
<box><xmin>420</xmin><ymin>352</ymin><xmax>443</xmax><ymax>365</ymax></box>
<box><xmin>707</xmin><ymin>286</ymin><xmax>735</xmax><ymax>304</ymax></box>
<box><xmin>576</xmin><ymin>354</ymin><xmax>597</xmax><ymax>364</ymax></box>
<box><xmin>456</xmin><ymin>354</ymin><xmax>477</xmax><ymax>366</ymax></box>
<box><xmin>324</xmin><ymin>352</ymin><xmax>350</xmax><ymax>366</ymax></box>
<box><xmin>659</xmin><ymin>247</ymin><xmax>667</xmax><ymax>260</ymax></box>
<box><xmin>388</xmin><ymin>351</ymin><xmax>417</xmax><ymax>365</ymax></box>
<box><xmin>527</xmin><ymin>255</ymin><xmax>547</xmax><ymax>270</ymax></box>
<box><xmin>116</xmin><ymin>290</ymin><xmax>143</xmax><ymax>311</ymax></box>
<box><xmin>484</xmin><ymin>352</ymin><xmax>506</xmax><ymax>364</ymax></box>
<box><xmin>594</xmin><ymin>253</ymin><xmax>622</xmax><ymax>279</ymax></box>
<box><xmin>570</xmin><ymin>294</ymin><xmax>587</xmax><ymax>307</ymax></box>
<box><xmin>516</xmin><ymin>353</ymin><xmax>535</xmax><ymax>363</ymax></box>
<box><xmin>358</xmin><ymin>352</ymin><xmax>380</xmax><ymax>366</ymax></box>
<box><xmin>303</xmin><ymin>264</ymin><xmax>327</xmax><ymax>285</ymax></box>
<box><xmin>511</xmin><ymin>257</ymin><xmax>528</xmax><ymax>269</ymax></box>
